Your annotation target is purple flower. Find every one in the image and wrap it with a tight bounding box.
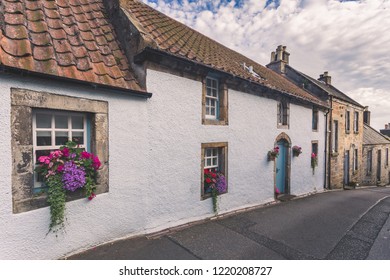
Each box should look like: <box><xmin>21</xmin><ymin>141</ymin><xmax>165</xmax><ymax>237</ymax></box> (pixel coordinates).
<box><xmin>216</xmin><ymin>173</ymin><xmax>226</xmax><ymax>194</ymax></box>
<box><xmin>62</xmin><ymin>161</ymin><xmax>86</xmax><ymax>191</ymax></box>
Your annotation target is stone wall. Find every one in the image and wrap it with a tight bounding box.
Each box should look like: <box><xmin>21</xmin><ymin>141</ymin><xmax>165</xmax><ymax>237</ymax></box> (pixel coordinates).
<box><xmin>329</xmin><ymin>98</ymin><xmax>364</xmax><ymax>189</ymax></box>
<box><xmin>362</xmin><ymin>144</ymin><xmax>390</xmax><ymax>186</ymax></box>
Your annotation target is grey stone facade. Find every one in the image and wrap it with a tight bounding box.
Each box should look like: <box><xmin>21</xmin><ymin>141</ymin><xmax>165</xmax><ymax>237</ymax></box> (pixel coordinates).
<box><xmin>362</xmin><ymin>124</ymin><xmax>390</xmax><ymax>186</ymax></box>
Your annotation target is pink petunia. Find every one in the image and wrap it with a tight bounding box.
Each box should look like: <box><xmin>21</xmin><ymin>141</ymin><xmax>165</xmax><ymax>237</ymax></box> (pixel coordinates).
<box><xmin>57</xmin><ymin>165</ymin><xmax>64</xmax><ymax>172</ymax></box>
<box><xmin>62</xmin><ymin>147</ymin><xmax>70</xmax><ymax>157</ymax></box>
<box><xmin>38</xmin><ymin>156</ymin><xmax>50</xmax><ymax>164</ymax></box>
<box><xmin>81</xmin><ymin>151</ymin><xmax>92</xmax><ymax>159</ymax></box>
<box><xmin>92</xmin><ymin>156</ymin><xmax>101</xmax><ymax>170</ymax></box>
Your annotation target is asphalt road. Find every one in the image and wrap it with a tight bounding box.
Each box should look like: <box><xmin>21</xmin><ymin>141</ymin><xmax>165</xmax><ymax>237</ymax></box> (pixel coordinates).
<box><xmin>67</xmin><ymin>187</ymin><xmax>390</xmax><ymax>260</ymax></box>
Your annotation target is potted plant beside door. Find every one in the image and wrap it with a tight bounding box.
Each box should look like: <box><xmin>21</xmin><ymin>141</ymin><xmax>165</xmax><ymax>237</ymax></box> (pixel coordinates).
<box><xmin>268</xmin><ymin>146</ymin><xmax>280</xmax><ymax>161</ymax></box>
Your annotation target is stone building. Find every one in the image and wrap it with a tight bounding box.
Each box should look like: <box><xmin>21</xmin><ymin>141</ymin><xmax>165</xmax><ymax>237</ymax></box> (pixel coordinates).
<box><xmin>362</xmin><ymin>123</ymin><xmax>390</xmax><ymax>186</ymax></box>
<box><xmin>267</xmin><ymin>46</ymin><xmax>365</xmax><ymax>189</ymax></box>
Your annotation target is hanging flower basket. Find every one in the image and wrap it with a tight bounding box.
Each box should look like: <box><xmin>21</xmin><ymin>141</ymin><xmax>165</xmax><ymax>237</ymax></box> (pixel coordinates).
<box><xmin>268</xmin><ymin>147</ymin><xmax>280</xmax><ymax>161</ymax></box>
<box><xmin>35</xmin><ymin>141</ymin><xmax>101</xmax><ymax>232</ymax></box>
<box><xmin>311</xmin><ymin>153</ymin><xmax>318</xmax><ymax>174</ymax></box>
<box><xmin>204</xmin><ymin>169</ymin><xmax>226</xmax><ymax>214</ymax></box>
<box><xmin>292</xmin><ymin>145</ymin><xmax>302</xmax><ymax>157</ymax></box>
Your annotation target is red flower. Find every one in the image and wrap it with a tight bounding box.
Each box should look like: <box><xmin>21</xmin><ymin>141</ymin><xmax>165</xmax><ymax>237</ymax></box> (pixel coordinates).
<box><xmin>205</xmin><ymin>178</ymin><xmax>212</xmax><ymax>183</ymax></box>
<box><xmin>204</xmin><ymin>169</ymin><xmax>209</xmax><ymax>174</ymax></box>
<box><xmin>211</xmin><ymin>173</ymin><xmax>217</xmax><ymax>178</ymax></box>
<box><xmin>88</xmin><ymin>193</ymin><xmax>96</xmax><ymax>201</ymax></box>
<box><xmin>57</xmin><ymin>165</ymin><xmax>64</xmax><ymax>172</ymax></box>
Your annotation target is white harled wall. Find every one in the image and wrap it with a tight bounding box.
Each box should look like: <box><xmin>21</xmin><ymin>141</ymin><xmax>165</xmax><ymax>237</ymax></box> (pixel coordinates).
<box><xmin>0</xmin><ymin>69</ymin><xmax>325</xmax><ymax>259</ymax></box>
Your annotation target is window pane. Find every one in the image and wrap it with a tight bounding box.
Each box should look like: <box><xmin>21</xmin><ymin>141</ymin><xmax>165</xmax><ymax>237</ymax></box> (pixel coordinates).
<box><xmin>72</xmin><ymin>116</ymin><xmax>84</xmax><ymax>129</ymax></box>
<box><xmin>37</xmin><ymin>131</ymin><xmax>51</xmax><ymax>146</ymax></box>
<box><xmin>211</xmin><ymin>108</ymin><xmax>216</xmax><ymax>116</ymax></box>
<box><xmin>55</xmin><ymin>115</ymin><xmax>68</xmax><ymax>129</ymax></box>
<box><xmin>72</xmin><ymin>132</ymin><xmax>84</xmax><ymax>145</ymax></box>
<box><xmin>206</xmin><ymin>78</ymin><xmax>212</xmax><ymax>87</ymax></box>
<box><xmin>55</xmin><ymin>131</ymin><xmax>68</xmax><ymax>146</ymax></box>
<box><xmin>206</xmin><ymin>149</ymin><xmax>211</xmax><ymax>157</ymax></box>
<box><xmin>212</xmin><ymin>157</ymin><xmax>217</xmax><ymax>166</ymax></box>
<box><xmin>212</xmin><ymin>79</ymin><xmax>217</xmax><ymax>88</ymax></box>
<box><xmin>36</xmin><ymin>114</ymin><xmax>52</xmax><ymax>128</ymax></box>
<box><xmin>206</xmin><ymin>158</ymin><xmax>211</xmax><ymax>166</ymax></box>
<box><xmin>211</xmin><ymin>89</ymin><xmax>217</xmax><ymax>97</ymax></box>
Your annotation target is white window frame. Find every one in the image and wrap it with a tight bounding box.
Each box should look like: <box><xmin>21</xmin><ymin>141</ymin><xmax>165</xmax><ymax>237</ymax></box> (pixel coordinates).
<box><xmin>204</xmin><ymin>147</ymin><xmax>219</xmax><ymax>170</ymax></box>
<box><xmin>32</xmin><ymin>110</ymin><xmax>88</xmax><ymax>189</ymax></box>
<box><xmin>205</xmin><ymin>77</ymin><xmax>219</xmax><ymax>120</ymax></box>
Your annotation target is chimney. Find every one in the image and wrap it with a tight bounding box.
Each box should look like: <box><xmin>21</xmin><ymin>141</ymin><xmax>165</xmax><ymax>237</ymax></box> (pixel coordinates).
<box><xmin>363</xmin><ymin>107</ymin><xmax>371</xmax><ymax>125</ymax></box>
<box><xmin>266</xmin><ymin>45</ymin><xmax>290</xmax><ymax>74</ymax></box>
<box><xmin>318</xmin><ymin>71</ymin><xmax>331</xmax><ymax>85</ymax></box>
<box><xmin>386</xmin><ymin>124</ymin><xmax>389</xmax><ymax>130</ymax></box>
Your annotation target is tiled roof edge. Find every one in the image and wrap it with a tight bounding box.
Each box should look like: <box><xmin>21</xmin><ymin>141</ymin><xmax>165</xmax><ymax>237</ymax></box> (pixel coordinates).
<box><xmin>0</xmin><ymin>64</ymin><xmax>152</xmax><ymax>98</ymax></box>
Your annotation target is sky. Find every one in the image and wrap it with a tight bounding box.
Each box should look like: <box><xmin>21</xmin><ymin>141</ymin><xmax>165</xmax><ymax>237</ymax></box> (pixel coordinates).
<box><xmin>141</xmin><ymin>0</ymin><xmax>390</xmax><ymax>131</ymax></box>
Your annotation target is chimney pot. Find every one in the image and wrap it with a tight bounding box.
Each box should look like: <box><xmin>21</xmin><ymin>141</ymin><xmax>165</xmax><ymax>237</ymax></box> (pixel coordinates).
<box><xmin>318</xmin><ymin>71</ymin><xmax>331</xmax><ymax>85</ymax></box>
<box><xmin>386</xmin><ymin>124</ymin><xmax>389</xmax><ymax>130</ymax></box>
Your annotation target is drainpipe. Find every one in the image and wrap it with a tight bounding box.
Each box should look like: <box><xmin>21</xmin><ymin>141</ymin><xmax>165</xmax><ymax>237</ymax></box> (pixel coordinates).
<box><xmin>327</xmin><ymin>96</ymin><xmax>333</xmax><ymax>189</ymax></box>
<box><xmin>324</xmin><ymin>108</ymin><xmax>330</xmax><ymax>189</ymax></box>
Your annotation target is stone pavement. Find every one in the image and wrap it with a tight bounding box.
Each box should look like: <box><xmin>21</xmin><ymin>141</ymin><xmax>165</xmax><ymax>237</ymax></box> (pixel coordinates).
<box><xmin>67</xmin><ymin>187</ymin><xmax>390</xmax><ymax>260</ymax></box>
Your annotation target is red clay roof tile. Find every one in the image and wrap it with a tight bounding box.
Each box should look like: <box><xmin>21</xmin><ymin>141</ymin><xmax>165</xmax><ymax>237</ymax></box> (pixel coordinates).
<box><xmin>0</xmin><ymin>0</ymin><xmax>143</xmax><ymax>92</ymax></box>
<box><xmin>4</xmin><ymin>13</ymin><xmax>25</xmax><ymax>25</ymax></box>
<box><xmin>32</xmin><ymin>45</ymin><xmax>55</xmax><ymax>61</ymax></box>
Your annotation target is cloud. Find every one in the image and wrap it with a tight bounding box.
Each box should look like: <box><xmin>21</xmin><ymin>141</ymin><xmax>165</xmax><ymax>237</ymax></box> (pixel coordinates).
<box><xmin>141</xmin><ymin>0</ymin><xmax>390</xmax><ymax>130</ymax></box>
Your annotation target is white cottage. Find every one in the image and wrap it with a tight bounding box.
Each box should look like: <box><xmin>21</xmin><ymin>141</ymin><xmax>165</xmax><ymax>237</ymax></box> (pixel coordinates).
<box><xmin>0</xmin><ymin>0</ymin><xmax>327</xmax><ymax>259</ymax></box>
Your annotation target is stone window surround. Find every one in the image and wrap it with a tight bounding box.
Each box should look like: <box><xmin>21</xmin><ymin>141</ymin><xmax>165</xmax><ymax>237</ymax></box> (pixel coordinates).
<box><xmin>201</xmin><ymin>142</ymin><xmax>228</xmax><ymax>199</ymax></box>
<box><xmin>202</xmin><ymin>76</ymin><xmax>228</xmax><ymax>126</ymax></box>
<box><xmin>11</xmin><ymin>88</ymin><xmax>109</xmax><ymax>214</ymax></box>
<box><xmin>277</xmin><ymin>101</ymin><xmax>289</xmax><ymax>129</ymax></box>
<box><xmin>312</xmin><ymin>108</ymin><xmax>319</xmax><ymax>132</ymax></box>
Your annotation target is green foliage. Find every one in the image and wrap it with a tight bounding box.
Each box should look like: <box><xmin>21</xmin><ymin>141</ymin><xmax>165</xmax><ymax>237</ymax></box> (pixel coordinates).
<box><xmin>211</xmin><ymin>187</ymin><xmax>218</xmax><ymax>214</ymax></box>
<box><xmin>46</xmin><ymin>174</ymin><xmax>66</xmax><ymax>232</ymax></box>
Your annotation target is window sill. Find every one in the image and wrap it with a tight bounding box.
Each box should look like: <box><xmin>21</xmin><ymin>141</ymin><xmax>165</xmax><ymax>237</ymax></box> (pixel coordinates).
<box><xmin>312</xmin><ymin>129</ymin><xmax>318</xmax><ymax>132</ymax></box>
<box><xmin>277</xmin><ymin>124</ymin><xmax>289</xmax><ymax>129</ymax></box>
<box><xmin>201</xmin><ymin>191</ymin><xmax>227</xmax><ymax>200</ymax></box>
<box><xmin>203</xmin><ymin>119</ymin><xmax>228</xmax><ymax>126</ymax></box>
<box><xmin>331</xmin><ymin>152</ymin><xmax>339</xmax><ymax>157</ymax></box>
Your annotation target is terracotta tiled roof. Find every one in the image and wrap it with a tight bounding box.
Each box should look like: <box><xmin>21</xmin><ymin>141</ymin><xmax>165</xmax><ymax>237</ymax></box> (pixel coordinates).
<box><xmin>120</xmin><ymin>0</ymin><xmax>325</xmax><ymax>106</ymax></box>
<box><xmin>0</xmin><ymin>0</ymin><xmax>143</xmax><ymax>92</ymax></box>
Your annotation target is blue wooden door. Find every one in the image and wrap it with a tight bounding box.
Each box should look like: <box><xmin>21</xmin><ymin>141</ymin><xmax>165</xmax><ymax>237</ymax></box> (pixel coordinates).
<box><xmin>276</xmin><ymin>140</ymin><xmax>287</xmax><ymax>193</ymax></box>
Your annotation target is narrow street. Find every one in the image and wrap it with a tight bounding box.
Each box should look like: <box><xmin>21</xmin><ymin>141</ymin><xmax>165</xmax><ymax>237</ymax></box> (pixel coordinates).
<box><xmin>68</xmin><ymin>187</ymin><xmax>390</xmax><ymax>260</ymax></box>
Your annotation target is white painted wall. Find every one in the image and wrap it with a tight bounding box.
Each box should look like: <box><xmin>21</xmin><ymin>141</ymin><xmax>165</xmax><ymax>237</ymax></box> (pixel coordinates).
<box><xmin>0</xmin><ymin>69</ymin><xmax>325</xmax><ymax>259</ymax></box>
